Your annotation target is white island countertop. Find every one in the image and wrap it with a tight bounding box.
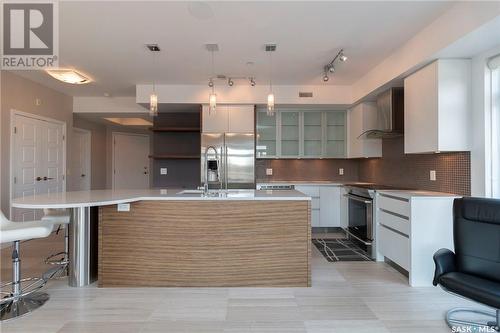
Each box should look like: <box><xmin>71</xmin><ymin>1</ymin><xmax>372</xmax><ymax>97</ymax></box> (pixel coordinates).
<box><xmin>11</xmin><ymin>189</ymin><xmax>311</xmax><ymax>209</ymax></box>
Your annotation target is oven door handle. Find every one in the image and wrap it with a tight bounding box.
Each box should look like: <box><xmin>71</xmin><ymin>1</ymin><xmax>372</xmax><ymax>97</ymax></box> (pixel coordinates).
<box><xmin>343</xmin><ymin>194</ymin><xmax>372</xmax><ymax>204</ymax></box>
<box><xmin>342</xmin><ymin>228</ymin><xmax>372</xmax><ymax>246</ymax></box>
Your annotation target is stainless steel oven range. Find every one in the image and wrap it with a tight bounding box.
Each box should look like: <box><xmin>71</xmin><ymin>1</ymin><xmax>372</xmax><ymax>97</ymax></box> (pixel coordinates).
<box><xmin>343</xmin><ymin>186</ymin><xmax>375</xmax><ymax>257</ymax></box>
<box><xmin>343</xmin><ymin>184</ymin><xmax>400</xmax><ymax>258</ymax></box>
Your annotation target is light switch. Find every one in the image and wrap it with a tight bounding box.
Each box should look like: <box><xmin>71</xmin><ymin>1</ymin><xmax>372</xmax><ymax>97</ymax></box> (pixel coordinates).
<box><xmin>160</xmin><ymin>168</ymin><xmax>168</xmax><ymax>175</ymax></box>
<box><xmin>266</xmin><ymin>168</ymin><xmax>273</xmax><ymax>176</ymax></box>
<box><xmin>339</xmin><ymin>168</ymin><xmax>344</xmax><ymax>175</ymax></box>
<box><xmin>430</xmin><ymin>170</ymin><xmax>436</xmax><ymax>181</ymax></box>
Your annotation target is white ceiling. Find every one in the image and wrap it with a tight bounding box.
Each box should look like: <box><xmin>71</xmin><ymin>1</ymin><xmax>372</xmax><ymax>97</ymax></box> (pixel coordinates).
<box><xmin>12</xmin><ymin>1</ymin><xmax>454</xmax><ymax>97</ymax></box>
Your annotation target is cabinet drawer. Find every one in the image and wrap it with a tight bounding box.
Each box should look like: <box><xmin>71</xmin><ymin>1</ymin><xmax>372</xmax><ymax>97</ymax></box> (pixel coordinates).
<box><xmin>311</xmin><ymin>209</ymin><xmax>320</xmax><ymax>227</ymax></box>
<box><xmin>295</xmin><ymin>186</ymin><xmax>320</xmax><ymax>197</ymax></box>
<box><xmin>378</xmin><ymin>194</ymin><xmax>410</xmax><ymax>217</ymax></box>
<box><xmin>378</xmin><ymin>224</ymin><xmax>410</xmax><ymax>271</ymax></box>
<box><xmin>379</xmin><ymin>210</ymin><xmax>410</xmax><ymax>236</ymax></box>
<box><xmin>311</xmin><ymin>198</ymin><xmax>320</xmax><ymax>210</ymax></box>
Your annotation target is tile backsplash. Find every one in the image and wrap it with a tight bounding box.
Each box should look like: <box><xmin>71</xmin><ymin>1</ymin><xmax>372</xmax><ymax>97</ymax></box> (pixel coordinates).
<box><xmin>256</xmin><ymin>159</ymin><xmax>359</xmax><ymax>182</ymax></box>
<box><xmin>358</xmin><ymin>138</ymin><xmax>470</xmax><ymax>195</ymax></box>
<box><xmin>255</xmin><ymin>138</ymin><xmax>471</xmax><ymax>195</ymax></box>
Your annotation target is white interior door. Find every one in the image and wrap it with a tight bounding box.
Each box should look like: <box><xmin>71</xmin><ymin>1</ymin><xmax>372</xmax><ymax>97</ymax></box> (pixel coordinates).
<box><xmin>112</xmin><ymin>133</ymin><xmax>150</xmax><ymax>190</ymax></box>
<box><xmin>72</xmin><ymin>128</ymin><xmax>91</xmax><ymax>191</ymax></box>
<box><xmin>11</xmin><ymin>112</ymin><xmax>66</xmax><ymax>221</ymax></box>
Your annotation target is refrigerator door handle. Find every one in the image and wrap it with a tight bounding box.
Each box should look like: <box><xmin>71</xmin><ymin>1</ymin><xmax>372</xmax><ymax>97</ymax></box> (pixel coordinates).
<box><xmin>225</xmin><ymin>145</ymin><xmax>228</xmax><ymax>190</ymax></box>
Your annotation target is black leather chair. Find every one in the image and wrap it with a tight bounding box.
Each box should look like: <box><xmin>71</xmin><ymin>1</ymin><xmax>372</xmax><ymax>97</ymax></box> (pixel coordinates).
<box><xmin>433</xmin><ymin>197</ymin><xmax>500</xmax><ymax>331</ymax></box>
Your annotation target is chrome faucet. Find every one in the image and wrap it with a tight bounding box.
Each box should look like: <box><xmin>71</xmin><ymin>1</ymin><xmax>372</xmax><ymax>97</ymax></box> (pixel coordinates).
<box><xmin>204</xmin><ymin>146</ymin><xmax>219</xmax><ymax>196</ymax></box>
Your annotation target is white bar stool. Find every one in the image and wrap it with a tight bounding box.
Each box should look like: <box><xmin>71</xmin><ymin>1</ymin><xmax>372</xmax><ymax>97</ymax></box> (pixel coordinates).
<box><xmin>42</xmin><ymin>209</ymin><xmax>71</xmax><ymax>271</ymax></box>
<box><xmin>0</xmin><ymin>211</ymin><xmax>54</xmax><ymax>321</ymax></box>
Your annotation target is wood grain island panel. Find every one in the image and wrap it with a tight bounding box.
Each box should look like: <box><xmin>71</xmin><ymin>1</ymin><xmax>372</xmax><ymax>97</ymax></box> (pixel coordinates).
<box><xmin>99</xmin><ymin>200</ymin><xmax>311</xmax><ymax>287</ymax></box>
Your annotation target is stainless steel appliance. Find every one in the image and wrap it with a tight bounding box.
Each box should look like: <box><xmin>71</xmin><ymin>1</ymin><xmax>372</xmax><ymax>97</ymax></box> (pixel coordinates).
<box><xmin>256</xmin><ymin>184</ymin><xmax>295</xmax><ymax>190</ymax></box>
<box><xmin>358</xmin><ymin>87</ymin><xmax>404</xmax><ymax>139</ymax></box>
<box><xmin>201</xmin><ymin>133</ymin><xmax>255</xmax><ymax>189</ymax></box>
<box><xmin>343</xmin><ymin>184</ymin><xmax>399</xmax><ymax>258</ymax></box>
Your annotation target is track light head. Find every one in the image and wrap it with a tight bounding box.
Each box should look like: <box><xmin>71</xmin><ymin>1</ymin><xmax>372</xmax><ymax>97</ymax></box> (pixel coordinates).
<box><xmin>208</xmin><ymin>79</ymin><xmax>214</xmax><ymax>88</ymax></box>
<box><xmin>228</xmin><ymin>78</ymin><xmax>234</xmax><ymax>86</ymax></box>
<box><xmin>323</xmin><ymin>74</ymin><xmax>329</xmax><ymax>82</ymax></box>
<box><xmin>339</xmin><ymin>52</ymin><xmax>348</xmax><ymax>62</ymax></box>
<box><xmin>250</xmin><ymin>78</ymin><xmax>256</xmax><ymax>86</ymax></box>
<box><xmin>328</xmin><ymin>65</ymin><xmax>335</xmax><ymax>73</ymax></box>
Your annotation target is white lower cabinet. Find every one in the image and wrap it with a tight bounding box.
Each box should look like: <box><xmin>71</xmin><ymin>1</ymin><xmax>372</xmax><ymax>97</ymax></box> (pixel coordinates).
<box><xmin>376</xmin><ymin>191</ymin><xmax>457</xmax><ymax>287</ymax></box>
<box><xmin>319</xmin><ymin>186</ymin><xmax>341</xmax><ymax>227</ymax></box>
<box><xmin>269</xmin><ymin>184</ymin><xmax>342</xmax><ymax>228</ymax></box>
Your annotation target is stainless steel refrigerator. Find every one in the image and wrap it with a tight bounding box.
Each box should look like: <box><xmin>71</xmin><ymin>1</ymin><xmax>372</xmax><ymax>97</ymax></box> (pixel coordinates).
<box><xmin>201</xmin><ymin>133</ymin><xmax>255</xmax><ymax>189</ymax></box>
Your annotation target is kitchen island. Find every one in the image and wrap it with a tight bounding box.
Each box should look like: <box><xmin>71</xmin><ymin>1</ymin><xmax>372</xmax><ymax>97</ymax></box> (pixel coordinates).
<box><xmin>12</xmin><ymin>189</ymin><xmax>311</xmax><ymax>288</ymax></box>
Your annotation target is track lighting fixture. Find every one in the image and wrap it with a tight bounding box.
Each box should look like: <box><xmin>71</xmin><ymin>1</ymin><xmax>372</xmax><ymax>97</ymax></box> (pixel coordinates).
<box><xmin>322</xmin><ymin>48</ymin><xmax>347</xmax><ymax>83</ymax></box>
<box><xmin>208</xmin><ymin>79</ymin><xmax>214</xmax><ymax>88</ymax></box>
<box><xmin>339</xmin><ymin>51</ymin><xmax>348</xmax><ymax>62</ymax></box>
<box><xmin>250</xmin><ymin>78</ymin><xmax>256</xmax><ymax>86</ymax></box>
<box><xmin>228</xmin><ymin>78</ymin><xmax>234</xmax><ymax>86</ymax></box>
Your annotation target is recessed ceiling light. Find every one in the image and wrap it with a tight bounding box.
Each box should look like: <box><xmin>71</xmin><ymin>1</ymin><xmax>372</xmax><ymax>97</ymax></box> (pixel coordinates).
<box><xmin>46</xmin><ymin>69</ymin><xmax>91</xmax><ymax>84</ymax></box>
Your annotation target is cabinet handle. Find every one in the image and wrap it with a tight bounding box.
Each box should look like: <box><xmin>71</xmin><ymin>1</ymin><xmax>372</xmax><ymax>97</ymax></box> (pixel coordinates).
<box><xmin>36</xmin><ymin>176</ymin><xmax>43</xmax><ymax>181</ymax></box>
<box><xmin>43</xmin><ymin>176</ymin><xmax>55</xmax><ymax>181</ymax></box>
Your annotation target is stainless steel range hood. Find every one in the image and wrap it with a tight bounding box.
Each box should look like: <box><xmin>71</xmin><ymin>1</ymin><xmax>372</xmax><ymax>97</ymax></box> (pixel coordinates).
<box><xmin>358</xmin><ymin>87</ymin><xmax>404</xmax><ymax>139</ymax></box>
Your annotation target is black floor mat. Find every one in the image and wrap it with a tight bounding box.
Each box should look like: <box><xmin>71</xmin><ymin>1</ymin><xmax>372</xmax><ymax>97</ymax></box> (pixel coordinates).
<box><xmin>312</xmin><ymin>238</ymin><xmax>373</xmax><ymax>262</ymax></box>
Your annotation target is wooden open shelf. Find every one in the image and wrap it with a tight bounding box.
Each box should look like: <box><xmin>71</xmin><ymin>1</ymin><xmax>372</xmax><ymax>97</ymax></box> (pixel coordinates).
<box><xmin>149</xmin><ymin>127</ymin><xmax>200</xmax><ymax>132</ymax></box>
<box><xmin>149</xmin><ymin>155</ymin><xmax>200</xmax><ymax>159</ymax></box>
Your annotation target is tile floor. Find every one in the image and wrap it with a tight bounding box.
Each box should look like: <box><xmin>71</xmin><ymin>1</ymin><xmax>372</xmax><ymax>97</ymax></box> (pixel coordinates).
<box><xmin>0</xmin><ymin>232</ymin><xmax>486</xmax><ymax>333</ymax></box>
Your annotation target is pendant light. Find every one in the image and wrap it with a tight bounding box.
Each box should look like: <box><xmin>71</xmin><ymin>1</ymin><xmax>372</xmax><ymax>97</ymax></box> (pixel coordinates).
<box><xmin>206</xmin><ymin>44</ymin><xmax>219</xmax><ymax>115</ymax></box>
<box><xmin>147</xmin><ymin>44</ymin><xmax>160</xmax><ymax>117</ymax></box>
<box><xmin>265</xmin><ymin>44</ymin><xmax>276</xmax><ymax>116</ymax></box>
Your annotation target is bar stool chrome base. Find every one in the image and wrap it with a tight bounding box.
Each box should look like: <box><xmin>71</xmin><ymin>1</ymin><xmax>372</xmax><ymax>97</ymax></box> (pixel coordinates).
<box><xmin>446</xmin><ymin>308</ymin><xmax>499</xmax><ymax>332</ymax></box>
<box><xmin>0</xmin><ymin>292</ymin><xmax>49</xmax><ymax>321</ymax></box>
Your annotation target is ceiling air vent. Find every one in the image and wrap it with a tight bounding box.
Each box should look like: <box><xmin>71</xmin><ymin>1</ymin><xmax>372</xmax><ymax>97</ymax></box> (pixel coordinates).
<box><xmin>299</xmin><ymin>92</ymin><xmax>313</xmax><ymax>98</ymax></box>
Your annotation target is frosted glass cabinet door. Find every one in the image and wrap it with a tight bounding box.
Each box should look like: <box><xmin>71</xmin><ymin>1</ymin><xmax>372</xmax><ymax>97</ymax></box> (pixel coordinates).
<box><xmin>325</xmin><ymin>112</ymin><xmax>346</xmax><ymax>157</ymax></box>
<box><xmin>303</xmin><ymin>112</ymin><xmax>322</xmax><ymax>157</ymax></box>
<box><xmin>256</xmin><ymin>111</ymin><xmax>277</xmax><ymax>158</ymax></box>
<box><xmin>281</xmin><ymin>112</ymin><xmax>300</xmax><ymax>156</ymax></box>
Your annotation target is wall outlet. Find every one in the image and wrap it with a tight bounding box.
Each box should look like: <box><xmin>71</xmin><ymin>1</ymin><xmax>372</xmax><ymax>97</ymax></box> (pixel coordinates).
<box><xmin>266</xmin><ymin>168</ymin><xmax>273</xmax><ymax>176</ymax></box>
<box><xmin>430</xmin><ymin>170</ymin><xmax>436</xmax><ymax>181</ymax></box>
<box><xmin>339</xmin><ymin>168</ymin><xmax>344</xmax><ymax>175</ymax></box>
<box><xmin>160</xmin><ymin>167</ymin><xmax>168</xmax><ymax>175</ymax></box>
<box><xmin>117</xmin><ymin>203</ymin><xmax>130</xmax><ymax>212</ymax></box>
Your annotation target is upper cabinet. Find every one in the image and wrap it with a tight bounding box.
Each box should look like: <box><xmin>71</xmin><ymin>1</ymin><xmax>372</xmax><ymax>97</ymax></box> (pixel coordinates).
<box><xmin>256</xmin><ymin>108</ymin><xmax>346</xmax><ymax>158</ymax></box>
<box><xmin>404</xmin><ymin>59</ymin><xmax>471</xmax><ymax>154</ymax></box>
<box><xmin>202</xmin><ymin>105</ymin><xmax>254</xmax><ymax>133</ymax></box>
<box><xmin>347</xmin><ymin>102</ymin><xmax>382</xmax><ymax>158</ymax></box>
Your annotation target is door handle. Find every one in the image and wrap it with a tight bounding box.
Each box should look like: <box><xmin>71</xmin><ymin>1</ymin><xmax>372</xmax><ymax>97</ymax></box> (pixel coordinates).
<box><xmin>43</xmin><ymin>176</ymin><xmax>55</xmax><ymax>181</ymax></box>
<box><xmin>36</xmin><ymin>176</ymin><xmax>43</xmax><ymax>181</ymax></box>
<box><xmin>81</xmin><ymin>174</ymin><xmax>86</xmax><ymax>177</ymax></box>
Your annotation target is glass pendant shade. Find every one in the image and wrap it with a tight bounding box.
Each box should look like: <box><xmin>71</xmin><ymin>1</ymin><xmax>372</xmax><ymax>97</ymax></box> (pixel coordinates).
<box><xmin>149</xmin><ymin>93</ymin><xmax>158</xmax><ymax>116</ymax></box>
<box><xmin>267</xmin><ymin>93</ymin><xmax>275</xmax><ymax>116</ymax></box>
<box><xmin>209</xmin><ymin>92</ymin><xmax>217</xmax><ymax>115</ymax></box>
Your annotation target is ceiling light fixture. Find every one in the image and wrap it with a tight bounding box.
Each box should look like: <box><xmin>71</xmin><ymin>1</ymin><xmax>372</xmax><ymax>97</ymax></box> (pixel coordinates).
<box><xmin>46</xmin><ymin>69</ymin><xmax>91</xmax><ymax>84</ymax></box>
<box><xmin>228</xmin><ymin>78</ymin><xmax>234</xmax><ymax>87</ymax></box>
<box><xmin>206</xmin><ymin>44</ymin><xmax>219</xmax><ymax>115</ymax></box>
<box><xmin>322</xmin><ymin>48</ymin><xmax>347</xmax><ymax>83</ymax></box>
<box><xmin>146</xmin><ymin>44</ymin><xmax>160</xmax><ymax>117</ymax></box>
<box><xmin>265</xmin><ymin>44</ymin><xmax>276</xmax><ymax>116</ymax></box>
<box><xmin>250</xmin><ymin>78</ymin><xmax>256</xmax><ymax>86</ymax></box>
